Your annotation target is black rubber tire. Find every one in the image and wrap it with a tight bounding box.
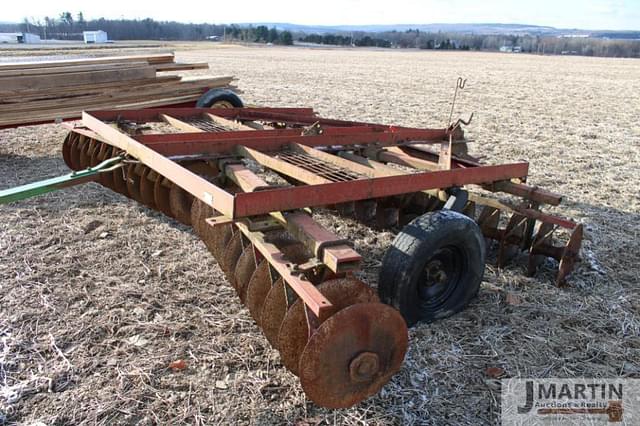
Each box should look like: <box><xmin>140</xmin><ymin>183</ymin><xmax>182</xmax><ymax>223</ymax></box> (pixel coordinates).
<box><xmin>378</xmin><ymin>210</ymin><xmax>485</xmax><ymax>326</ymax></box>
<box><xmin>196</xmin><ymin>88</ymin><xmax>244</xmax><ymax>108</ymax></box>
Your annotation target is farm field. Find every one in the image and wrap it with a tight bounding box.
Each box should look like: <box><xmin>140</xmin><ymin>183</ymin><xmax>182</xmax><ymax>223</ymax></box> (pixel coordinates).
<box><xmin>1</xmin><ymin>44</ymin><xmax>639</xmax><ymax>425</ymax></box>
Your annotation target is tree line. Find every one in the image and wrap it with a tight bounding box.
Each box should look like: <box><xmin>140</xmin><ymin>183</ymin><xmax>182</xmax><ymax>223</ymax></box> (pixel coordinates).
<box><xmin>2</xmin><ymin>13</ymin><xmax>639</xmax><ymax>58</ymax></box>
<box><xmin>0</xmin><ymin>13</ymin><xmax>293</xmax><ymax>45</ymax></box>
<box><xmin>300</xmin><ymin>29</ymin><xmax>640</xmax><ymax>57</ymax></box>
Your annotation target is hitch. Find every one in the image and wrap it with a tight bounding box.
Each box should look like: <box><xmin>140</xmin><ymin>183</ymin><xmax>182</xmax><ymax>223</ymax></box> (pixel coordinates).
<box><xmin>0</xmin><ymin>156</ymin><xmax>123</xmax><ymax>205</ymax></box>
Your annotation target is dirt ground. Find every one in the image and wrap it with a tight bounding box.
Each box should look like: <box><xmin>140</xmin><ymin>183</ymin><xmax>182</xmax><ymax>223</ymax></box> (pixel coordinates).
<box><xmin>1</xmin><ymin>44</ymin><xmax>639</xmax><ymax>425</ymax></box>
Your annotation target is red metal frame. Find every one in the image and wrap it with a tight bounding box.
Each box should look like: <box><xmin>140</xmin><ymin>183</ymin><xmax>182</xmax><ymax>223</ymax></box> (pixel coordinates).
<box><xmin>65</xmin><ymin>106</ymin><xmax>581</xmax><ymax>304</ymax></box>
<box><xmin>231</xmin><ymin>163</ymin><xmax>528</xmax><ymax>217</ymax></box>
<box><xmin>80</xmin><ymin>108</ymin><xmax>529</xmax><ymax>220</ymax></box>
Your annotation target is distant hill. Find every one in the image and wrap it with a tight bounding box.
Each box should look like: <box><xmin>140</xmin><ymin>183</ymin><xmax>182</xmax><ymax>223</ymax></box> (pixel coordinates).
<box><xmin>235</xmin><ymin>22</ymin><xmax>640</xmax><ymax>39</ymax></box>
<box><xmin>245</xmin><ymin>22</ymin><xmax>556</xmax><ymax>35</ymax></box>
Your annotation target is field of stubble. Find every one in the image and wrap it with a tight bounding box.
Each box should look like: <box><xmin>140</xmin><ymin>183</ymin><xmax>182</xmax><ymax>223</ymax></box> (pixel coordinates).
<box><xmin>1</xmin><ymin>44</ymin><xmax>639</xmax><ymax>425</ymax></box>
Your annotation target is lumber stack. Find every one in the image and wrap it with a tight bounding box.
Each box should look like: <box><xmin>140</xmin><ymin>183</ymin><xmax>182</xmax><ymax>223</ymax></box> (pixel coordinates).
<box><xmin>0</xmin><ymin>53</ymin><xmax>235</xmax><ymax>128</ymax></box>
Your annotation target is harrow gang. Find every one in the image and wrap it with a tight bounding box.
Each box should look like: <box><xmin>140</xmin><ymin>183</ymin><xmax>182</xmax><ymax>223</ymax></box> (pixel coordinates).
<box><xmin>1</xmin><ymin>106</ymin><xmax>583</xmax><ymax>408</ymax></box>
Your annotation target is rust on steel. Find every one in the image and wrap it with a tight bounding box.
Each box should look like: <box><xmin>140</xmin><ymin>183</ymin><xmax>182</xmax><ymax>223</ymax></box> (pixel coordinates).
<box><xmin>136</xmin><ymin>128</ymin><xmax>450</xmax><ymax>157</ymax></box>
<box><xmin>232</xmin><ymin>162</ymin><xmax>529</xmax><ymax>218</ymax></box>
<box><xmin>233</xmin><ymin>220</ymin><xmax>334</xmax><ymax>321</ymax></box>
<box><xmin>87</xmin><ymin>107</ymin><xmax>317</xmax><ymax>123</ymax></box>
<box><xmin>222</xmin><ymin>162</ymin><xmax>361</xmax><ymax>273</ymax></box>
<box><xmin>402</xmin><ymin>144</ymin><xmax>564</xmax><ymax>206</ymax></box>
<box><xmin>82</xmin><ymin>111</ymin><xmax>235</xmax><ymax>216</ymax></box>
<box><xmin>279</xmin><ymin>211</ymin><xmax>362</xmax><ymax>274</ymax></box>
<box><xmin>81</xmin><ymin>109</ymin><xmax>529</xmax><ymax>219</ymax></box>
<box><xmin>278</xmin><ymin>278</ymin><xmax>379</xmax><ymax>376</ymax></box>
<box><xmin>299</xmin><ymin>302</ymin><xmax>409</xmax><ymax>409</ymax></box>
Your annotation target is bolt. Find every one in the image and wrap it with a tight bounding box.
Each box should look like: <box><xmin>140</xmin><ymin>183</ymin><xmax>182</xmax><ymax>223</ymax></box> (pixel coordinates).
<box><xmin>349</xmin><ymin>352</ymin><xmax>380</xmax><ymax>383</ymax></box>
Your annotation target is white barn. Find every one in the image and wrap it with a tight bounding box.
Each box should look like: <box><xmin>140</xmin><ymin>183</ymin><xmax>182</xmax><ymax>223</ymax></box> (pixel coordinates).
<box><xmin>83</xmin><ymin>31</ymin><xmax>108</xmax><ymax>44</ymax></box>
<box><xmin>0</xmin><ymin>32</ymin><xmax>41</xmax><ymax>44</ymax></box>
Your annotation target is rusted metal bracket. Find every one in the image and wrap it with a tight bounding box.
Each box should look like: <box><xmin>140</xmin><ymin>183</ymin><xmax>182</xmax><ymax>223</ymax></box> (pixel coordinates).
<box><xmin>276</xmin><ymin>211</ymin><xmax>361</xmax><ymax>274</ymax></box>
<box><xmin>233</xmin><ymin>220</ymin><xmax>334</xmax><ymax>322</ymax></box>
<box><xmin>439</xmin><ymin>134</ymin><xmax>453</xmax><ymax>170</ymax></box>
<box><xmin>301</xmin><ymin>121</ymin><xmax>324</xmax><ymax>136</ymax></box>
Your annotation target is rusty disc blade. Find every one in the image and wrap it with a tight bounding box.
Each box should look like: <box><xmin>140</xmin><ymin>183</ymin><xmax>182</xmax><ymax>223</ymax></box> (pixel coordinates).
<box><xmin>82</xmin><ymin>137</ymin><xmax>96</xmax><ymax>169</ymax></box>
<box><xmin>221</xmin><ymin>231</ymin><xmax>244</xmax><ymax>279</ymax></box>
<box><xmin>94</xmin><ymin>143</ymin><xmax>107</xmax><ymax>186</ymax></box>
<box><xmin>234</xmin><ymin>245</ymin><xmax>257</xmax><ymax>302</ymax></box>
<box><xmin>335</xmin><ymin>202</ymin><xmax>355</xmax><ymax>217</ymax></box>
<box><xmin>497</xmin><ymin>214</ymin><xmax>527</xmax><ymax>268</ymax></box>
<box><xmin>80</xmin><ymin>138</ymin><xmax>93</xmax><ymax>169</ymax></box>
<box><xmin>375</xmin><ymin>205</ymin><xmax>399</xmax><ymax>228</ymax></box>
<box><xmin>245</xmin><ymin>260</ymin><xmax>273</xmax><ymax>326</ymax></box>
<box><xmin>89</xmin><ymin>140</ymin><xmax>102</xmax><ymax>167</ymax></box>
<box><xmin>191</xmin><ymin>199</ymin><xmax>213</xmax><ymax>238</ymax></box>
<box><xmin>111</xmin><ymin>162</ymin><xmax>128</xmax><ymax>195</ymax></box>
<box><xmin>190</xmin><ymin>199</ymin><xmax>204</xmax><ymax>236</ymax></box>
<box><xmin>79</xmin><ymin>138</ymin><xmax>95</xmax><ymax>170</ymax></box>
<box><xmin>62</xmin><ymin>132</ymin><xmax>75</xmax><ymax>170</ymax></box>
<box><xmin>201</xmin><ymin>222</ymin><xmax>231</xmax><ymax>260</ymax></box>
<box><xmin>139</xmin><ymin>167</ymin><xmax>157</xmax><ymax>209</ymax></box>
<box><xmin>99</xmin><ymin>145</ymin><xmax>115</xmax><ymax>188</ymax></box>
<box><xmin>299</xmin><ymin>303</ymin><xmax>408</xmax><ymax>409</ymax></box>
<box><xmin>556</xmin><ymin>224</ymin><xmax>583</xmax><ymax>287</ymax></box>
<box><xmin>278</xmin><ymin>241</ymin><xmax>309</xmax><ymax>264</ymax></box>
<box><xmin>278</xmin><ymin>278</ymin><xmax>378</xmax><ymax>376</ymax></box>
<box><xmin>153</xmin><ymin>176</ymin><xmax>173</xmax><ymax>217</ymax></box>
<box><xmin>169</xmin><ymin>184</ymin><xmax>193</xmax><ymax>226</ymax></box>
<box><xmin>69</xmin><ymin>134</ymin><xmax>84</xmax><ymax>171</ymax></box>
<box><xmin>527</xmin><ymin>222</ymin><xmax>554</xmax><ymax>276</ymax></box>
<box><xmin>354</xmin><ymin>200</ymin><xmax>376</xmax><ymax>222</ymax></box>
<box><xmin>125</xmin><ymin>164</ymin><xmax>144</xmax><ymax>203</ymax></box>
<box><xmin>260</xmin><ymin>277</ymin><xmax>287</xmax><ymax>349</ymax></box>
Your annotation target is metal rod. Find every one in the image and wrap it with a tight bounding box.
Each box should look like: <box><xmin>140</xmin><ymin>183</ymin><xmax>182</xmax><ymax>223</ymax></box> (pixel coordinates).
<box><xmin>0</xmin><ymin>156</ymin><xmax>123</xmax><ymax>204</ymax></box>
<box><xmin>160</xmin><ymin>114</ymin><xmax>203</xmax><ymax>133</ymax></box>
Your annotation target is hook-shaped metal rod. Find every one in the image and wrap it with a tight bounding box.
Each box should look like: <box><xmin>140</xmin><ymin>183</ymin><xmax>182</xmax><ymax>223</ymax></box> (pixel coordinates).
<box><xmin>448</xmin><ymin>112</ymin><xmax>474</xmax><ymax>133</ymax></box>
<box><xmin>448</xmin><ymin>76</ymin><xmax>468</xmax><ymax>125</ymax></box>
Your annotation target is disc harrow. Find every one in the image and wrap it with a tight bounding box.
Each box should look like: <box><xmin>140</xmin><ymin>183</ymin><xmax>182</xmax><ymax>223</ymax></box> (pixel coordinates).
<box><xmin>3</xmin><ymin>106</ymin><xmax>584</xmax><ymax>408</ymax></box>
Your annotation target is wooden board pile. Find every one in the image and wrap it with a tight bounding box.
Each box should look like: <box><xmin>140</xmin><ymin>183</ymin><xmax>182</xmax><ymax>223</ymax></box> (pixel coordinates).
<box><xmin>0</xmin><ymin>53</ymin><xmax>235</xmax><ymax>128</ymax></box>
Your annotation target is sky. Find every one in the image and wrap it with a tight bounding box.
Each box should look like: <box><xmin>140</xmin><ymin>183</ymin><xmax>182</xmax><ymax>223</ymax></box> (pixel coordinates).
<box><xmin>2</xmin><ymin>0</ymin><xmax>639</xmax><ymax>30</ymax></box>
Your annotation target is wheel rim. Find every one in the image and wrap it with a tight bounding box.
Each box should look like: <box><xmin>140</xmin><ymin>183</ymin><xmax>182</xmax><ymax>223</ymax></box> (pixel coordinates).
<box><xmin>211</xmin><ymin>100</ymin><xmax>234</xmax><ymax>108</ymax></box>
<box><xmin>418</xmin><ymin>246</ymin><xmax>464</xmax><ymax>308</ymax></box>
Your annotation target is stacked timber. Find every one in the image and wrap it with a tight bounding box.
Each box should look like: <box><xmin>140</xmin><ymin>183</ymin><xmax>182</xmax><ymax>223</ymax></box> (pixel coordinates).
<box><xmin>0</xmin><ymin>53</ymin><xmax>236</xmax><ymax>127</ymax></box>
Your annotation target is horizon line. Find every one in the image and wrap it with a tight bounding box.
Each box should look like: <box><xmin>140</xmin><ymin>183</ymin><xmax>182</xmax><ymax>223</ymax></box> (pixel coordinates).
<box><xmin>2</xmin><ymin>19</ymin><xmax>638</xmax><ymax>33</ymax></box>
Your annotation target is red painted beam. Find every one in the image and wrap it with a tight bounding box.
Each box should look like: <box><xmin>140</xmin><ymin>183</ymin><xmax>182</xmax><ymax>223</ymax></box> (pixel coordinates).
<box><xmin>232</xmin><ymin>162</ymin><xmax>529</xmax><ymax>218</ymax></box>
<box><xmin>138</xmin><ymin>129</ymin><xmax>450</xmax><ymax>156</ymax></box>
<box><xmin>135</xmin><ymin>125</ymin><xmax>381</xmax><ymax>144</ymax></box>
<box><xmin>86</xmin><ymin>107</ymin><xmax>317</xmax><ymax>123</ymax></box>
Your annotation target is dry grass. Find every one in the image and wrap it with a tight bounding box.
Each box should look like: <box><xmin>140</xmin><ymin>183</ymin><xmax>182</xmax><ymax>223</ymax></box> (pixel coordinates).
<box><xmin>1</xmin><ymin>44</ymin><xmax>639</xmax><ymax>425</ymax></box>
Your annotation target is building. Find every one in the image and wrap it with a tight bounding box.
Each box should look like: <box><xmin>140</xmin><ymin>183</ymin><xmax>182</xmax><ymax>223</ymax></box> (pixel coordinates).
<box><xmin>0</xmin><ymin>32</ymin><xmax>41</xmax><ymax>44</ymax></box>
<box><xmin>500</xmin><ymin>45</ymin><xmax>522</xmax><ymax>53</ymax></box>
<box><xmin>83</xmin><ymin>31</ymin><xmax>108</xmax><ymax>44</ymax></box>
<box><xmin>0</xmin><ymin>33</ymin><xmax>21</xmax><ymax>43</ymax></box>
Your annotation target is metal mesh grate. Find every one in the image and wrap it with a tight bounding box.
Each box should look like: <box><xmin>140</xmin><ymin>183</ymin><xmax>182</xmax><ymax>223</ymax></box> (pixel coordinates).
<box><xmin>184</xmin><ymin>116</ymin><xmax>231</xmax><ymax>132</ymax></box>
<box><xmin>276</xmin><ymin>151</ymin><xmax>364</xmax><ymax>182</ymax></box>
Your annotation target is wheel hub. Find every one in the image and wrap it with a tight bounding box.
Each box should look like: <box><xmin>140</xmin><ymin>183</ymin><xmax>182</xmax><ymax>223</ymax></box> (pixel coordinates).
<box><xmin>419</xmin><ymin>246</ymin><xmax>462</xmax><ymax>303</ymax></box>
<box><xmin>349</xmin><ymin>352</ymin><xmax>380</xmax><ymax>383</ymax></box>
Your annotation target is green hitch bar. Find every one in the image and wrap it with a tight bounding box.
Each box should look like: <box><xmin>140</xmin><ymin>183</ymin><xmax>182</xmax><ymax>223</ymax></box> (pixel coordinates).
<box><xmin>0</xmin><ymin>156</ymin><xmax>124</xmax><ymax>205</ymax></box>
